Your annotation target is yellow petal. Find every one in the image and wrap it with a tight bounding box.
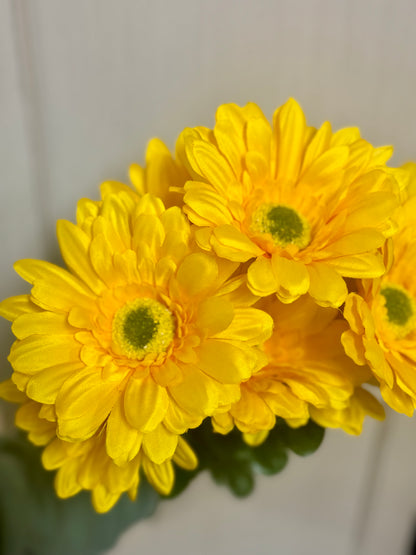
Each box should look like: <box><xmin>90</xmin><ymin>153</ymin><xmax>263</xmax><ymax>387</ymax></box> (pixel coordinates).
<box><xmin>42</xmin><ymin>438</ymin><xmax>84</xmax><ymax>470</ymax></box>
<box><xmin>246</xmin><ymin>115</ymin><xmax>272</xmax><ymax>164</ymax></box>
<box><xmin>245</xmin><ymin>151</ymin><xmax>269</xmax><ymax>183</ymax></box>
<box><xmin>326</xmin><ymin>230</ymin><xmax>385</xmax><ymax>258</ymax></box>
<box><xmin>76</xmin><ymin>197</ymin><xmax>100</xmax><ymax>229</ymax></box>
<box><xmin>271</xmin><ymin>256</ymin><xmax>310</xmax><ymax>303</ymax></box>
<box><xmin>355</xmin><ymin>388</ymin><xmax>385</xmax><ymax>421</ymax></box>
<box><xmin>142</xmin><ymin>458</ymin><xmax>174</xmax><ymax>496</ymax></box>
<box><xmin>301</xmin><ymin>121</ymin><xmax>332</xmax><ymax>172</ymax></box>
<box><xmin>196</xmin><ymin>297</ymin><xmax>234</xmax><ymax>336</ymax></box>
<box><xmin>344</xmin><ymin>192</ymin><xmax>399</xmax><ymax>232</ymax></box>
<box><xmin>273</xmin><ymin>98</ymin><xmax>306</xmax><ymax>180</ymax></box>
<box><xmin>380</xmin><ymin>381</ymin><xmax>414</xmax><ymax>416</ymax></box>
<box><xmin>247</xmin><ymin>257</ymin><xmax>278</xmax><ymax>296</ymax></box>
<box><xmin>190</xmin><ymin>140</ymin><xmax>236</xmax><ymax>195</ymax></box>
<box><xmin>9</xmin><ymin>335</ymin><xmax>81</xmax><ymax>375</ymax></box>
<box><xmin>100</xmin><ymin>193</ymin><xmax>132</xmax><ymax>249</ymax></box>
<box><xmin>57</xmin><ymin>220</ymin><xmax>104</xmax><ymax>295</ymax></box>
<box><xmin>197</xmin><ymin>339</ymin><xmax>258</xmax><ymax>383</ymax></box>
<box><xmin>56</xmin><ymin>368</ymin><xmax>123</xmax><ymax>440</ymax></box>
<box><xmin>12</xmin><ymin>311</ymin><xmax>75</xmax><ymax>340</ymax></box>
<box><xmin>0</xmin><ymin>295</ymin><xmax>39</xmax><ymax>321</ymax></box>
<box><xmin>55</xmin><ymin>459</ymin><xmax>83</xmax><ymax>498</ymax></box>
<box><xmin>14</xmin><ymin>259</ymin><xmax>95</xmax><ymax>312</ymax></box>
<box><xmin>214</xmin><ymin>102</ymin><xmax>264</xmax><ymax>175</ymax></box>
<box><xmin>331</xmin><ymin>126</ymin><xmax>361</xmax><ymax>146</ymax></box>
<box><xmin>168</xmin><ymin>365</ymin><xmax>218</xmax><ymax>419</ymax></box>
<box><xmin>307</xmin><ymin>263</ymin><xmax>348</xmax><ymax>307</ymax></box>
<box><xmin>327</xmin><ymin>252</ymin><xmax>385</xmax><ymax>278</ymax></box>
<box><xmin>25</xmin><ymin>361</ymin><xmax>83</xmax><ymax>404</ymax></box>
<box><xmin>211</xmin><ymin>225</ymin><xmax>263</xmax><ymax>262</ymax></box>
<box><xmin>92</xmin><ymin>485</ymin><xmax>121</xmax><ymax>513</ymax></box>
<box><xmin>172</xmin><ymin>437</ymin><xmax>198</xmax><ymax>470</ymax></box>
<box><xmin>106</xmin><ymin>397</ymin><xmax>143</xmax><ymax>465</ymax></box>
<box><xmin>243</xmin><ymin>430</ymin><xmax>270</xmax><ymax>447</ymax></box>
<box><xmin>211</xmin><ymin>412</ymin><xmax>234</xmax><ymax>434</ymax></box>
<box><xmin>129</xmin><ymin>163</ymin><xmax>145</xmax><ymax>194</ymax></box>
<box><xmin>341</xmin><ymin>330</ymin><xmax>367</xmax><ymax>366</ymax></box>
<box><xmin>0</xmin><ymin>379</ymin><xmax>27</xmax><ymax>403</ymax></box>
<box><xmin>124</xmin><ymin>376</ymin><xmax>169</xmax><ymax>433</ymax></box>
<box><xmin>262</xmin><ymin>382</ymin><xmax>309</xmax><ymax>419</ymax></box>
<box><xmin>142</xmin><ymin>425</ymin><xmax>178</xmax><ymax>464</ymax></box>
<box><xmin>151</xmin><ymin>359</ymin><xmax>183</xmax><ymax>388</ymax></box>
<box><xmin>176</xmin><ymin>253</ymin><xmax>218</xmax><ymax>296</ymax></box>
<box><xmin>213</xmin><ymin>307</ymin><xmax>273</xmax><ymax>345</ymax></box>
<box><xmin>100</xmin><ymin>180</ymin><xmax>137</xmax><ymax>199</ymax></box>
<box><xmin>299</xmin><ymin>146</ymin><xmax>349</xmax><ymax>185</ymax></box>
<box><xmin>136</xmin><ymin>192</ymin><xmax>165</xmax><ymax>216</ymax></box>
<box><xmin>184</xmin><ymin>182</ymin><xmax>233</xmax><ymax>226</ymax></box>
<box><xmin>89</xmin><ymin>233</ymin><xmax>115</xmax><ymax>287</ymax></box>
<box><xmin>132</xmin><ymin>214</ymin><xmax>165</xmax><ymax>258</ymax></box>
<box><xmin>231</xmin><ymin>387</ymin><xmax>275</xmax><ymax>432</ymax></box>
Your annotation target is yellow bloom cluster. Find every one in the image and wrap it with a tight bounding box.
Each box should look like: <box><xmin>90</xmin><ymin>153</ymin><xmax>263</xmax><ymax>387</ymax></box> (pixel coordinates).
<box><xmin>1</xmin><ymin>99</ymin><xmax>414</xmax><ymax>512</ymax></box>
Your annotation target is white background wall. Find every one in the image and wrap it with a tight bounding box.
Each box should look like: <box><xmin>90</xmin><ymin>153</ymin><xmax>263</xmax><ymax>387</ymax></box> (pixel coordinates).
<box><xmin>1</xmin><ymin>1</ymin><xmax>416</xmax><ymax>554</ymax></box>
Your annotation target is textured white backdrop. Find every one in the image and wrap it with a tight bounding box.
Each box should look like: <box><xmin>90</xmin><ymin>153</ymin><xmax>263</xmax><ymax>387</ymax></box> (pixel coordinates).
<box><xmin>1</xmin><ymin>1</ymin><xmax>416</xmax><ymax>554</ymax></box>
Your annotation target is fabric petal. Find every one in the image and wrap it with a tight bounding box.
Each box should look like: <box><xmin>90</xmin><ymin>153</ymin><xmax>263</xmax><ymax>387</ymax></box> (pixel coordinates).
<box><xmin>247</xmin><ymin>257</ymin><xmax>278</xmax><ymax>296</ymax></box>
<box><xmin>271</xmin><ymin>256</ymin><xmax>310</xmax><ymax>303</ymax></box>
<box><xmin>124</xmin><ymin>376</ymin><xmax>169</xmax><ymax>433</ymax></box>
<box><xmin>56</xmin><ymin>368</ymin><xmax>124</xmax><ymax>440</ymax></box>
<box><xmin>307</xmin><ymin>263</ymin><xmax>348</xmax><ymax>307</ymax></box>
<box><xmin>142</xmin><ymin>425</ymin><xmax>178</xmax><ymax>464</ymax></box>
<box><xmin>106</xmin><ymin>397</ymin><xmax>143</xmax><ymax>465</ymax></box>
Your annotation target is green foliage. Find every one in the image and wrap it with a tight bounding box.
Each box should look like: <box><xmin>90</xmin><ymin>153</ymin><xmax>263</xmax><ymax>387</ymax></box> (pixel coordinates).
<box><xmin>170</xmin><ymin>418</ymin><xmax>325</xmax><ymax>499</ymax></box>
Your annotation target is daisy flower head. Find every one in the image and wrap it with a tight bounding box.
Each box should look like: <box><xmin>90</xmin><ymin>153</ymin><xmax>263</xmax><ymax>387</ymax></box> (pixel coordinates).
<box><xmin>0</xmin><ymin>188</ymin><xmax>272</xmax><ymax>511</ymax></box>
<box><xmin>212</xmin><ymin>294</ymin><xmax>380</xmax><ymax>444</ymax></box>
<box><xmin>342</xmin><ymin>168</ymin><xmax>416</xmax><ymax>416</ymax></box>
<box><xmin>178</xmin><ymin>99</ymin><xmax>401</xmax><ymax>307</ymax></box>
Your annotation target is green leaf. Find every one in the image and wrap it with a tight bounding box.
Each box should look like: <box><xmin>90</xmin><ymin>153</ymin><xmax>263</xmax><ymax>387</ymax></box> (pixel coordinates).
<box><xmin>278</xmin><ymin>419</ymin><xmax>325</xmax><ymax>456</ymax></box>
<box><xmin>0</xmin><ymin>435</ymin><xmax>159</xmax><ymax>555</ymax></box>
<box><xmin>177</xmin><ymin>418</ymin><xmax>325</xmax><ymax>498</ymax></box>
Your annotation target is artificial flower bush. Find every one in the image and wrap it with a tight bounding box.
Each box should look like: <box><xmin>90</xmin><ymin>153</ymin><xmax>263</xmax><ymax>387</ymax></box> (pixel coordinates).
<box><xmin>0</xmin><ymin>99</ymin><xmax>415</xmax><ymax>514</ymax></box>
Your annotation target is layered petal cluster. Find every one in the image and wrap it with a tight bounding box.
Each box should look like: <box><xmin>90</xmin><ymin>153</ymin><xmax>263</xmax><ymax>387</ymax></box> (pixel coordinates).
<box><xmin>104</xmin><ymin>138</ymin><xmax>190</xmax><ymax>208</ymax></box>
<box><xmin>0</xmin><ymin>190</ymin><xmax>272</xmax><ymax>511</ymax></box>
<box><xmin>342</xmin><ymin>177</ymin><xmax>416</xmax><ymax>416</ymax></box>
<box><xmin>178</xmin><ymin>99</ymin><xmax>401</xmax><ymax>307</ymax></box>
<box><xmin>1</xmin><ymin>99</ymin><xmax>413</xmax><ymax>514</ymax></box>
<box><xmin>212</xmin><ymin>295</ymin><xmax>383</xmax><ymax>443</ymax></box>
<box><xmin>0</xmin><ymin>381</ymin><xmax>197</xmax><ymax>513</ymax></box>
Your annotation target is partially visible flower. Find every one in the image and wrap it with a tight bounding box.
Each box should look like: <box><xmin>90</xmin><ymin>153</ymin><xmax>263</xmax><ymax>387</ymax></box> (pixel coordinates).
<box><xmin>0</xmin><ymin>382</ymin><xmax>197</xmax><ymax>512</ymax></box>
<box><xmin>342</xmin><ymin>169</ymin><xmax>416</xmax><ymax>415</ymax></box>
<box><xmin>103</xmin><ymin>138</ymin><xmax>189</xmax><ymax>208</ymax></box>
<box><xmin>310</xmin><ymin>386</ymin><xmax>385</xmax><ymax>436</ymax></box>
<box><xmin>212</xmin><ymin>294</ymin><xmax>373</xmax><ymax>442</ymax></box>
<box><xmin>0</xmin><ymin>191</ymin><xmax>272</xmax><ymax>510</ymax></box>
<box><xmin>178</xmin><ymin>99</ymin><xmax>401</xmax><ymax>307</ymax></box>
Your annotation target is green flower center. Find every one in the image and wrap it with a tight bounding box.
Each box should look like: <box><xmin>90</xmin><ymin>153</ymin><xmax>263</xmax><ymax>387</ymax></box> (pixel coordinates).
<box><xmin>380</xmin><ymin>285</ymin><xmax>415</xmax><ymax>336</ymax></box>
<box><xmin>113</xmin><ymin>298</ymin><xmax>175</xmax><ymax>359</ymax></box>
<box><xmin>251</xmin><ymin>204</ymin><xmax>311</xmax><ymax>249</ymax></box>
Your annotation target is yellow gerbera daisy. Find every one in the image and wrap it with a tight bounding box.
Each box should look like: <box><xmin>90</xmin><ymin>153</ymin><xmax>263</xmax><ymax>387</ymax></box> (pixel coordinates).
<box><xmin>212</xmin><ymin>294</ymin><xmax>372</xmax><ymax>442</ymax></box>
<box><xmin>0</xmin><ymin>191</ymin><xmax>272</xmax><ymax>509</ymax></box>
<box><xmin>342</xmin><ymin>179</ymin><xmax>416</xmax><ymax>416</ymax></box>
<box><xmin>178</xmin><ymin>98</ymin><xmax>401</xmax><ymax>307</ymax></box>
